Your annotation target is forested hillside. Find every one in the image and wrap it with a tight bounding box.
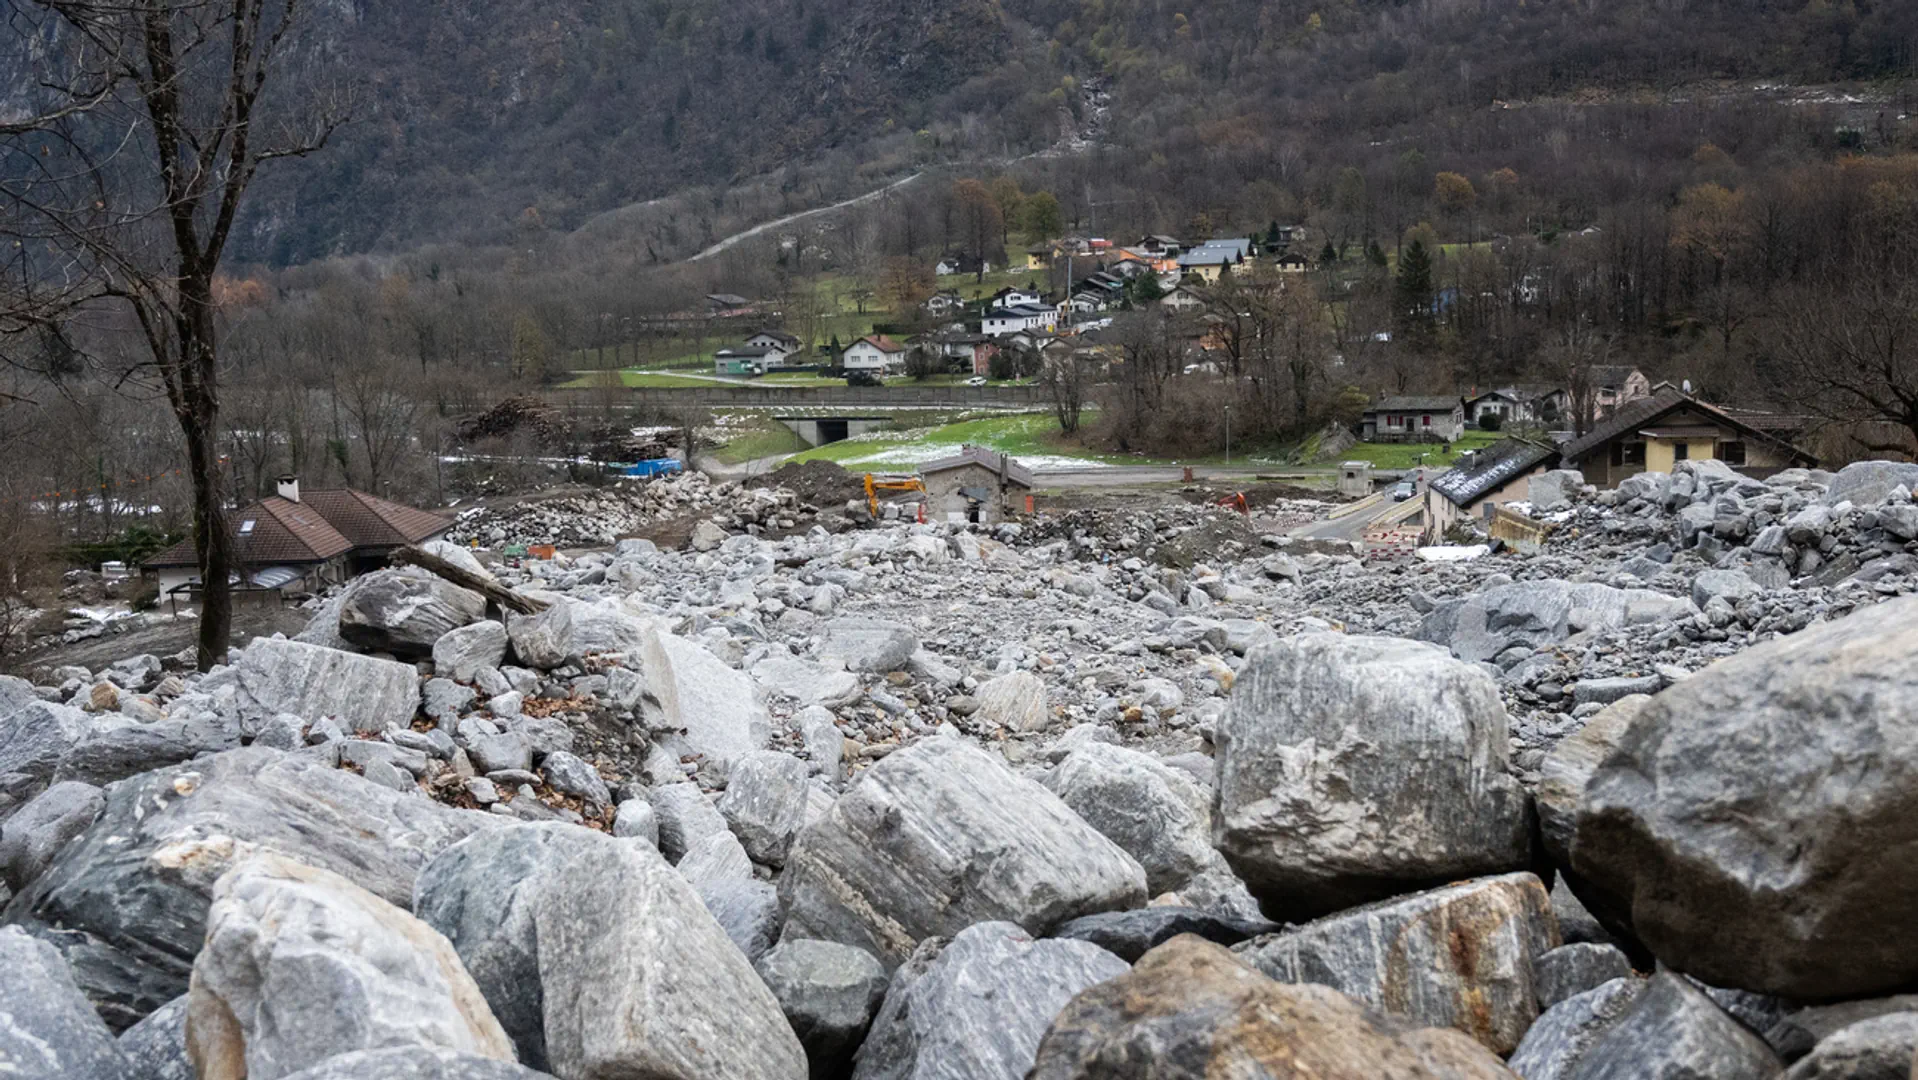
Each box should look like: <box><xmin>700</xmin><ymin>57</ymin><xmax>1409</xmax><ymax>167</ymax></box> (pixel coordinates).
<box><xmin>229</xmin><ymin>0</ymin><xmax>1918</xmax><ymax>262</ymax></box>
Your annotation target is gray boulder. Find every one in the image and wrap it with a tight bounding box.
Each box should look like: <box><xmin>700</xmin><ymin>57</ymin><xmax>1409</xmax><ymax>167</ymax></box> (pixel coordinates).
<box><xmin>507</xmin><ymin>598</ymin><xmax>655</xmax><ymax>668</ymax></box>
<box><xmin>1213</xmin><ymin>633</ymin><xmax>1532</xmax><ymax>919</ymax></box>
<box><xmin>612</xmin><ymin>798</ymin><xmax>659</xmax><ymax>846</ymax></box>
<box><xmin>433</xmin><ymin>620</ymin><xmax>509</xmax><ymax>683</ymax></box>
<box><xmin>338</xmin><ymin>568</ymin><xmax>486</xmax><ymax>659</ymax></box>
<box><xmin>1557</xmin><ymin>972</ymin><xmax>1781</xmax><ymax>1079</ymax></box>
<box><xmin>1529</xmin><ymin>469</ymin><xmax>1587</xmax><ymax>512</ymax></box>
<box><xmin>640</xmin><ymin>626</ymin><xmax>771</xmax><ymax>778</ymax></box>
<box><xmin>649</xmin><ymin>781</ymin><xmax>731</xmax><ymax>863</ymax></box>
<box><xmin>755</xmin><ymin>939</ymin><xmax>888</xmax><ymax>1079</ymax></box>
<box><xmin>118</xmin><ymin>994</ymin><xmax>191</xmax><ymax>1080</ymax></box>
<box><xmin>1824</xmin><ymin>460</ymin><xmax>1918</xmax><ymax>506</ymax></box>
<box><xmin>414</xmin><ymin>822</ymin><xmax>805</xmax><ymax>1080</ymax></box>
<box><xmin>717</xmin><ymin>750</ymin><xmax>811</xmax><ymax>867</ymax></box>
<box><xmin>0</xmin><ymin>780</ymin><xmax>104</xmax><ymax>892</ymax></box>
<box><xmin>1767</xmin><ymin>996</ymin><xmax>1918</xmax><ymax>1061</ymax></box>
<box><xmin>1574</xmin><ymin>595</ymin><xmax>1918</xmax><ymax>998</ymax></box>
<box><xmin>538</xmin><ymin>750</ymin><xmax>610</xmax><ymax>808</ymax></box>
<box><xmin>278</xmin><ymin>1048</ymin><xmax>556</xmax><ymax>1079</ymax></box>
<box><xmin>973</xmin><ymin>671</ymin><xmax>1050</xmax><ymax>733</ymax></box>
<box><xmin>700</xmin><ymin>877</ymin><xmax>784</xmax><ymax>963</ymax></box>
<box><xmin>186</xmin><ymin>851</ymin><xmax>514</xmax><ymax>1080</ymax></box>
<box><xmin>1028</xmin><ymin>935</ymin><xmax>1520</xmax><ymax>1080</ymax></box>
<box><xmin>1690</xmin><ymin>567</ymin><xmax>1760</xmax><ymax>609</ymax></box>
<box><xmin>781</xmin><ymin>737</ymin><xmax>1148</xmax><ymax>968</ymax></box>
<box><xmin>817</xmin><ymin>618</ymin><xmax>918</xmax><ymax>673</ymax></box>
<box><xmin>1042</xmin><ymin>742</ymin><xmax>1217</xmax><ymax>895</ymax></box>
<box><xmin>851</xmin><ymin>921</ymin><xmax>1128</xmax><ymax>1080</ymax></box>
<box><xmin>1050</xmin><ymin>906</ymin><xmax>1279</xmax><ymax>963</ymax></box>
<box><xmin>1535</xmin><ymin>695</ymin><xmax>1651</xmax><ymax>867</ymax></box>
<box><xmin>1570</xmin><ymin>675</ymin><xmax>1661</xmax><ymax>707</ymax></box>
<box><xmin>228</xmin><ymin>637</ymin><xmax>421</xmax><ymax>733</ymax></box>
<box><xmin>54</xmin><ymin>713</ymin><xmax>240</xmax><ymax>787</ymax></box>
<box><xmin>753</xmin><ymin>656</ymin><xmax>862</xmax><ymax>708</ymax></box>
<box><xmin>1783</xmin><ymin>1013</ymin><xmax>1918</xmax><ymax>1080</ymax></box>
<box><xmin>2</xmin><ymin>748</ymin><xmax>490</xmax><ymax>1030</ymax></box>
<box><xmin>1535</xmin><ymin>943</ymin><xmax>1635</xmax><ymax>1009</ymax></box>
<box><xmin>1416</xmin><ymin>580</ymin><xmax>1696</xmax><ymax>663</ymax></box>
<box><xmin>1233</xmin><ymin>872</ymin><xmax>1559</xmax><ymax>1055</ymax></box>
<box><xmin>1506</xmin><ymin>978</ymin><xmax>1645</xmax><ymax>1080</ymax></box>
<box><xmin>677</xmin><ymin>828</ymin><xmax>754</xmax><ymax>891</ymax></box>
<box><xmin>0</xmin><ymin>701</ymin><xmax>91</xmax><ymax>816</ymax></box>
<box><xmin>0</xmin><ymin>925</ymin><xmax>128</xmax><ymax>1080</ymax></box>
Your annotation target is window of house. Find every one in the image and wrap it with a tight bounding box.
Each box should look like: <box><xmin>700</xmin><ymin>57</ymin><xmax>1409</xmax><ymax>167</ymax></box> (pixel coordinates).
<box><xmin>1609</xmin><ymin>441</ymin><xmax>1647</xmax><ymax>467</ymax></box>
<box><xmin>1673</xmin><ymin>442</ymin><xmax>1690</xmax><ymax>461</ymax></box>
<box><xmin>1720</xmin><ymin>440</ymin><xmax>1747</xmax><ymax>465</ymax></box>
<box><xmin>1422</xmin><ymin>415</ymin><xmax>1432</xmax><ymax>427</ymax></box>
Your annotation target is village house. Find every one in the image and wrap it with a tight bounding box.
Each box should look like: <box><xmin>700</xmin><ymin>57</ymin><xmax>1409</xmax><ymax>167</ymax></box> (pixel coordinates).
<box><xmin>841</xmin><ymin>334</ymin><xmax>908</xmax><ymax>375</ymax></box>
<box><xmin>142</xmin><ymin>477</ymin><xmax>451</xmax><ymax>607</ymax></box>
<box><xmin>982</xmin><ymin>302</ymin><xmax>1059</xmax><ymax>337</ymax></box>
<box><xmin>1159</xmin><ymin>284</ymin><xmax>1209</xmax><ymax>313</ymax></box>
<box><xmin>923</xmin><ymin>290</ymin><xmax>966</xmax><ymax>317</ymax></box>
<box><xmin>1421</xmin><ymin>439</ymin><xmax>1561</xmax><ymax>542</ymax></box>
<box><xmin>935</xmin><ymin>253</ymin><xmax>991</xmax><ymax>276</ymax></box>
<box><xmin>918</xmin><ymin>446</ymin><xmax>1035</xmax><ymax>524</ymax></box>
<box><xmin>1557</xmin><ymin>388</ymin><xmax>1817</xmax><ymax>487</ymax></box>
<box><xmin>1590</xmin><ymin>365</ymin><xmax>1652</xmax><ymax>420</ymax></box>
<box><xmin>705</xmin><ymin>293</ymin><xmax>753</xmax><ymax>315</ymax></box>
<box><xmin>924</xmin><ymin>331</ymin><xmax>999</xmax><ymax>376</ymax></box>
<box><xmin>1463</xmin><ymin>385</ymin><xmax>1568</xmax><ymax>428</ymax></box>
<box><xmin>1360</xmin><ymin>396</ymin><xmax>1467</xmax><ymax>443</ymax></box>
<box><xmin>713</xmin><ymin>344</ymin><xmax>779</xmax><ymax>376</ymax></box>
<box><xmin>1176</xmin><ymin>238</ymin><xmax>1252</xmax><ymax>281</ymax></box>
<box><xmin>743</xmin><ymin>329</ymin><xmax>803</xmax><ymax>364</ymax></box>
<box><xmin>1025</xmin><ymin>243</ymin><xmax>1055</xmax><ymax>271</ymax></box>
<box><xmin>987</xmin><ymin>285</ymin><xmax>1046</xmax><ymax>308</ymax></box>
<box><xmin>1273</xmin><ymin>251</ymin><xmax>1313</xmax><ymax>273</ymax></box>
<box><xmin>1135</xmin><ymin>234</ymin><xmax>1185</xmax><ymax>257</ymax></box>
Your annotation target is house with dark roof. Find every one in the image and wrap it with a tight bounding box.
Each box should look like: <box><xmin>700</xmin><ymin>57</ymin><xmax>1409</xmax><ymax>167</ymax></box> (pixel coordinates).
<box><xmin>1589</xmin><ymin>365</ymin><xmax>1652</xmax><ymax>420</ymax></box>
<box><xmin>1360</xmin><ymin>396</ymin><xmax>1466</xmax><ymax>443</ymax></box>
<box><xmin>1558</xmin><ymin>388</ymin><xmax>1817</xmax><ymax>488</ymax></box>
<box><xmin>1464</xmin><ymin>384</ymin><xmax>1570</xmax><ymax>428</ymax></box>
<box><xmin>1422</xmin><ymin>439</ymin><xmax>1561</xmax><ymax>541</ymax></box>
<box><xmin>918</xmin><ymin>446</ymin><xmax>1035</xmax><ymax>524</ymax></box>
<box><xmin>714</xmin><ymin>344</ymin><xmax>779</xmax><ymax>376</ymax></box>
<box><xmin>142</xmin><ymin>477</ymin><xmax>452</xmax><ymax>605</ymax></box>
<box><xmin>744</xmin><ymin>330</ymin><xmax>802</xmax><ymax>363</ymax></box>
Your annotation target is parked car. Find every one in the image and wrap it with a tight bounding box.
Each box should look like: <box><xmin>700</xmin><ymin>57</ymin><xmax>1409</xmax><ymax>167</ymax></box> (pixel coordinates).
<box><xmin>1391</xmin><ymin>479</ymin><xmax>1416</xmax><ymax>501</ymax></box>
<box><xmin>966</xmin><ymin>375</ymin><xmax>988</xmax><ymax>387</ymax></box>
<box><xmin>846</xmin><ymin>370</ymin><xmax>883</xmax><ymax>387</ymax></box>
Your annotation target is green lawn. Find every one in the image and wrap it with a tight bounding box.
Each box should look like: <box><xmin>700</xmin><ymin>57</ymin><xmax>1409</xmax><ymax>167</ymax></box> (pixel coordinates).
<box><xmin>788</xmin><ymin>412</ymin><xmax>1144</xmax><ymax>471</ymax></box>
<box><xmin>557</xmin><ymin>370</ymin><xmax>726</xmax><ymax>389</ymax></box>
<box><xmin>1332</xmin><ymin>431</ymin><xmax>1501</xmax><ymax>470</ymax></box>
<box><xmin>709</xmin><ymin>416</ymin><xmax>811</xmax><ymax>464</ymax></box>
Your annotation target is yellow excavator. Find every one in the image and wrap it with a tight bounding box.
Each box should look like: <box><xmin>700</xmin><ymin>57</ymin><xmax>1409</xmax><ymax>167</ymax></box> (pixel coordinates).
<box><xmin>865</xmin><ymin>472</ymin><xmax>927</xmax><ymax>519</ymax></box>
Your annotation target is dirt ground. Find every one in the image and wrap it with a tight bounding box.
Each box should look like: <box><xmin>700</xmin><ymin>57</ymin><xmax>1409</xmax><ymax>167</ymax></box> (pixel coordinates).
<box><xmin>8</xmin><ymin>605</ymin><xmax>311</xmax><ymax>680</ymax></box>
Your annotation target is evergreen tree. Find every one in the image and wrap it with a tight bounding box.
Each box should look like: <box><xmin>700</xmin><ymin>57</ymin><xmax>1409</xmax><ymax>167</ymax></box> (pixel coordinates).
<box><xmin>1394</xmin><ymin>238</ymin><xmax>1436</xmax><ymax>345</ymax></box>
<box><xmin>1319</xmin><ymin>240</ymin><xmax>1338</xmax><ymax>266</ymax></box>
<box><xmin>1366</xmin><ymin>239</ymin><xmax>1388</xmax><ymax>268</ymax></box>
<box><xmin>1265</xmin><ymin>220</ymin><xmax>1283</xmax><ymax>247</ymax></box>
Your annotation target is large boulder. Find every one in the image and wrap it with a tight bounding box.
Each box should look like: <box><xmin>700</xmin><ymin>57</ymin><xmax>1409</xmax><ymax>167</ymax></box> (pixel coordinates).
<box><xmin>0</xmin><ymin>925</ymin><xmax>128</xmax><ymax>1079</ymax></box>
<box><xmin>1506</xmin><ymin>978</ymin><xmax>1645</xmax><ymax>1080</ymax></box>
<box><xmin>185</xmin><ymin>852</ymin><xmax>513</xmax><ymax>1080</ymax></box>
<box><xmin>507</xmin><ymin>598</ymin><xmax>655</xmax><ymax>668</ymax></box>
<box><xmin>755</xmin><ymin>939</ymin><xmax>888</xmax><ymax>1077</ymax></box>
<box><xmin>118</xmin><ymin>994</ymin><xmax>192</xmax><ymax>1080</ymax></box>
<box><xmin>1416</xmin><ymin>581</ymin><xmax>1696</xmax><ymax>663</ymax></box>
<box><xmin>337</xmin><ymin>568</ymin><xmax>486</xmax><ymax>659</ymax></box>
<box><xmin>752</xmin><ymin>656</ymin><xmax>862</xmax><ymax>708</ymax></box>
<box><xmin>1028</xmin><ymin>935</ymin><xmax>1520</xmax><ymax>1080</ymax></box>
<box><xmin>227</xmin><ymin>637</ymin><xmax>421</xmax><ymax>733</ymax></box>
<box><xmin>639</xmin><ymin>627</ymin><xmax>771</xmax><ymax>778</ymax></box>
<box><xmin>1233</xmin><ymin>873</ymin><xmax>1559</xmax><ymax>1055</ymax></box>
<box><xmin>1042</xmin><ymin>742</ymin><xmax>1218</xmax><ymax>895</ymax></box>
<box><xmin>1050</xmin><ymin>906</ymin><xmax>1279</xmax><ymax>963</ymax></box>
<box><xmin>716</xmin><ymin>750</ymin><xmax>811</xmax><ymax>867</ymax></box>
<box><xmin>780</xmin><ymin>737</ymin><xmax>1148</xmax><ymax>968</ymax></box>
<box><xmin>0</xmin><ymin>779</ymin><xmax>105</xmax><ymax>892</ymax></box>
<box><xmin>851</xmin><ymin>921</ymin><xmax>1129</xmax><ymax>1080</ymax></box>
<box><xmin>1573</xmin><ymin>595</ymin><xmax>1918</xmax><ymax>998</ymax></box>
<box><xmin>278</xmin><ymin>1048</ymin><xmax>556</xmax><ymax>1079</ymax></box>
<box><xmin>54</xmin><ymin>714</ymin><xmax>240</xmax><ymax>787</ymax></box>
<box><xmin>1213</xmin><ymin>633</ymin><xmax>1533</xmax><ymax>920</ymax></box>
<box><xmin>0</xmin><ymin>700</ymin><xmax>92</xmax><ymax>818</ymax></box>
<box><xmin>1</xmin><ymin>748</ymin><xmax>491</xmax><ymax>1030</ymax></box>
<box><xmin>1551</xmin><ymin>972</ymin><xmax>1781</xmax><ymax>1079</ymax></box>
<box><xmin>973</xmin><ymin>671</ymin><xmax>1051</xmax><ymax>733</ymax></box>
<box><xmin>1528</xmin><ymin>469</ymin><xmax>1587</xmax><ymax>512</ymax></box>
<box><xmin>413</xmin><ymin>822</ymin><xmax>805</xmax><ymax>1080</ymax></box>
<box><xmin>817</xmin><ymin>618</ymin><xmax>918</xmax><ymax>673</ymax></box>
<box><xmin>1535</xmin><ymin>695</ymin><xmax>1652</xmax><ymax>866</ymax></box>
<box><xmin>1824</xmin><ymin>460</ymin><xmax>1918</xmax><ymax>506</ymax></box>
<box><xmin>1782</xmin><ymin>1013</ymin><xmax>1918</xmax><ymax>1080</ymax></box>
<box><xmin>433</xmin><ymin>620</ymin><xmax>509</xmax><ymax>683</ymax></box>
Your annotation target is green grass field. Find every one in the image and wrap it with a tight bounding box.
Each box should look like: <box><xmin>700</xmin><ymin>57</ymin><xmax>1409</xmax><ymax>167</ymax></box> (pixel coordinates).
<box><xmin>786</xmin><ymin>412</ymin><xmax>1146</xmax><ymax>471</ymax></box>
<box><xmin>1333</xmin><ymin>431</ymin><xmax>1501</xmax><ymax>470</ymax></box>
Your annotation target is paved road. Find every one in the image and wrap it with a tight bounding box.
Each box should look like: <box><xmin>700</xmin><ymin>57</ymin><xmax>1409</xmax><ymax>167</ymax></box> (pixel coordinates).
<box><xmin>688</xmin><ymin>172</ymin><xmax>925</xmax><ymax>262</ymax></box>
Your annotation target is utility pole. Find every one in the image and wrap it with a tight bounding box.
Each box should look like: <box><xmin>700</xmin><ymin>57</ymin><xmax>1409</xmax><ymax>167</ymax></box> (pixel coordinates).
<box><xmin>1224</xmin><ymin>404</ymin><xmax>1232</xmax><ymax>464</ymax></box>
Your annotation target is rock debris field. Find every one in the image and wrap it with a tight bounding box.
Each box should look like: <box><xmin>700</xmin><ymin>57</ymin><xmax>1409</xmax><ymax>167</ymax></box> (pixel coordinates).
<box><xmin>5</xmin><ymin>457</ymin><xmax>1918</xmax><ymax>1078</ymax></box>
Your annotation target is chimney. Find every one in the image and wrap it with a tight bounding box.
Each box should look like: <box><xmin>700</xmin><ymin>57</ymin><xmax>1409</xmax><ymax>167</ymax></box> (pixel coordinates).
<box><xmin>276</xmin><ymin>475</ymin><xmax>300</xmax><ymax>503</ymax></box>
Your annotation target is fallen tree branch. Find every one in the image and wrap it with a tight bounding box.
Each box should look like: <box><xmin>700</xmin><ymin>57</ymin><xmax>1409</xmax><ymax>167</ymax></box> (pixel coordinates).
<box><xmin>390</xmin><ymin>544</ymin><xmax>549</xmax><ymax>615</ymax></box>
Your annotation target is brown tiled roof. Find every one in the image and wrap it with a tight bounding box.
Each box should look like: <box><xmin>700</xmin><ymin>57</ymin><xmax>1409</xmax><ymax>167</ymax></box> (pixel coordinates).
<box><xmin>299</xmin><ymin>488</ymin><xmax>453</xmax><ymax>548</ymax></box>
<box><xmin>144</xmin><ymin>497</ymin><xmax>353</xmax><ymax>568</ymax></box>
<box><xmin>1559</xmin><ymin>388</ymin><xmax>1815</xmax><ymax>465</ymax></box>
<box><xmin>143</xmin><ymin>489</ymin><xmax>450</xmax><ymax>569</ymax></box>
